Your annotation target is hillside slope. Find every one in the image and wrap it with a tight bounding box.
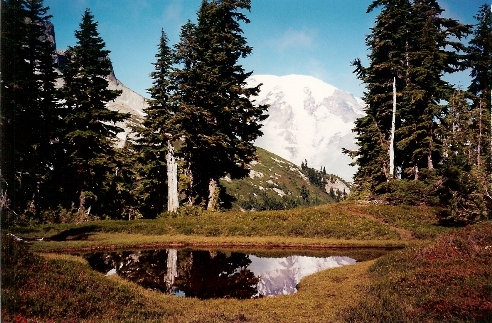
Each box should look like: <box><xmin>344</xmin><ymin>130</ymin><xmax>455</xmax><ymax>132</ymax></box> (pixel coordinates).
<box><xmin>221</xmin><ymin>147</ymin><xmax>350</xmax><ymax>211</ymax></box>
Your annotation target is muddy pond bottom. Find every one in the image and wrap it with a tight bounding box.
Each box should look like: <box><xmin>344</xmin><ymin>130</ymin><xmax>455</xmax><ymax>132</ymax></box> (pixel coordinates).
<box><xmin>85</xmin><ymin>248</ymin><xmax>369</xmax><ymax>299</ymax></box>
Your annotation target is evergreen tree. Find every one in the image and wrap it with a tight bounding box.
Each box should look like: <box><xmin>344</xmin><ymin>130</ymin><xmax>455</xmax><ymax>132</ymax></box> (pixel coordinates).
<box><xmin>439</xmin><ymin>90</ymin><xmax>490</xmax><ymax>224</ymax></box>
<box><xmin>349</xmin><ymin>0</ymin><xmax>412</xmax><ymax>194</ymax></box>
<box><xmin>349</xmin><ymin>0</ymin><xmax>470</xmax><ymax>198</ymax></box>
<box><xmin>133</xmin><ymin>29</ymin><xmax>175</xmax><ymax>218</ymax></box>
<box><xmin>398</xmin><ymin>0</ymin><xmax>470</xmax><ymax>181</ymax></box>
<box><xmin>60</xmin><ymin>9</ymin><xmax>127</xmax><ymax>216</ymax></box>
<box><xmin>1</xmin><ymin>0</ymin><xmax>58</xmax><ymax>219</ymax></box>
<box><xmin>1</xmin><ymin>0</ymin><xmax>29</xmax><ymax>216</ymax></box>
<box><xmin>468</xmin><ymin>4</ymin><xmax>492</xmax><ymax>173</ymax></box>
<box><xmin>23</xmin><ymin>0</ymin><xmax>60</xmax><ymax>212</ymax></box>
<box><xmin>173</xmin><ymin>0</ymin><xmax>268</xmax><ymax>209</ymax></box>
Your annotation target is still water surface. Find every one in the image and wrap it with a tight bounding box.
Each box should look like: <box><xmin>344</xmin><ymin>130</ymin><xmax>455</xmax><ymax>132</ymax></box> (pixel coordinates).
<box><xmin>84</xmin><ymin>248</ymin><xmax>386</xmax><ymax>299</ymax></box>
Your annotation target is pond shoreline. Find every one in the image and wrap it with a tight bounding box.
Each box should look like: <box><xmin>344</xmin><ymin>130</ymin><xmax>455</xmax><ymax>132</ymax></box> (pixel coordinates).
<box><xmin>33</xmin><ymin>236</ymin><xmax>408</xmax><ymax>254</ymax></box>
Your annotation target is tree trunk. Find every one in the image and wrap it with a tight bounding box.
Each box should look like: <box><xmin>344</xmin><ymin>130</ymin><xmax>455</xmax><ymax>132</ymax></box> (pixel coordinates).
<box><xmin>478</xmin><ymin>100</ymin><xmax>482</xmax><ymax>167</ymax></box>
<box><xmin>389</xmin><ymin>77</ymin><xmax>396</xmax><ymax>179</ymax></box>
<box><xmin>166</xmin><ymin>141</ymin><xmax>179</xmax><ymax>212</ymax></box>
<box><xmin>165</xmin><ymin>249</ymin><xmax>178</xmax><ymax>290</ymax></box>
<box><xmin>185</xmin><ymin>165</ymin><xmax>194</xmax><ymax>206</ymax></box>
<box><xmin>207</xmin><ymin>178</ymin><xmax>219</xmax><ymax>211</ymax></box>
<box><xmin>427</xmin><ymin>128</ymin><xmax>434</xmax><ymax>170</ymax></box>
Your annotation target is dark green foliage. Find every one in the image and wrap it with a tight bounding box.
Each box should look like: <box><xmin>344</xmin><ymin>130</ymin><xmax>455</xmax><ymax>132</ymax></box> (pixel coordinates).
<box><xmin>380</xmin><ymin>179</ymin><xmax>438</xmax><ymax>206</ymax></box>
<box><xmin>397</xmin><ymin>0</ymin><xmax>470</xmax><ymax>181</ymax></box>
<box><xmin>132</xmin><ymin>30</ymin><xmax>175</xmax><ymax>218</ymax></box>
<box><xmin>172</xmin><ymin>0</ymin><xmax>268</xmax><ymax>207</ymax></box>
<box><xmin>348</xmin><ymin>0</ymin><xmax>474</xmax><ymax>209</ymax></box>
<box><xmin>467</xmin><ymin>4</ymin><xmax>492</xmax><ymax>176</ymax></box>
<box><xmin>1</xmin><ymin>0</ymin><xmax>59</xmax><ymax>220</ymax></box>
<box><xmin>349</xmin><ymin>0</ymin><xmax>413</xmax><ymax>189</ymax></box>
<box><xmin>59</xmin><ymin>9</ymin><xmax>127</xmax><ymax>216</ymax></box>
<box><xmin>438</xmin><ymin>159</ymin><xmax>490</xmax><ymax>225</ymax></box>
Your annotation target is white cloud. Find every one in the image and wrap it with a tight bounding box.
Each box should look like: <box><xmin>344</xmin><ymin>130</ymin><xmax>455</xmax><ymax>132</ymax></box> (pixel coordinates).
<box><xmin>162</xmin><ymin>0</ymin><xmax>185</xmax><ymax>25</ymax></box>
<box><xmin>276</xmin><ymin>27</ymin><xmax>318</xmax><ymax>50</ymax></box>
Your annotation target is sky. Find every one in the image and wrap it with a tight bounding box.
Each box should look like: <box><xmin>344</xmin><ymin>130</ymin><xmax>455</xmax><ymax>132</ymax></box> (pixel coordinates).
<box><xmin>45</xmin><ymin>0</ymin><xmax>489</xmax><ymax>99</ymax></box>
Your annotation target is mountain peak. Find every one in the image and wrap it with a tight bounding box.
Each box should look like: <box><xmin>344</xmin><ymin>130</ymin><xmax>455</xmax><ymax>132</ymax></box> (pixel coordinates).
<box><xmin>249</xmin><ymin>74</ymin><xmax>338</xmax><ymax>98</ymax></box>
<box><xmin>247</xmin><ymin>74</ymin><xmax>364</xmax><ymax>181</ymax></box>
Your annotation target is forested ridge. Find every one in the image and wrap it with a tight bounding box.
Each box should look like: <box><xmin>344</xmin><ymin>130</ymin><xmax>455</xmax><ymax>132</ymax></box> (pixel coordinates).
<box><xmin>1</xmin><ymin>0</ymin><xmax>491</xmax><ymax>225</ymax></box>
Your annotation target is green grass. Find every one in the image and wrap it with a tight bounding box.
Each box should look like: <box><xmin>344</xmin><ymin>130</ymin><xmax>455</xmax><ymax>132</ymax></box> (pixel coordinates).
<box><xmin>11</xmin><ymin>202</ymin><xmax>446</xmax><ymax>243</ymax></box>
<box><xmin>342</xmin><ymin>202</ymin><xmax>452</xmax><ymax>239</ymax></box>
<box><xmin>5</xmin><ymin>202</ymin><xmax>486</xmax><ymax>322</ymax></box>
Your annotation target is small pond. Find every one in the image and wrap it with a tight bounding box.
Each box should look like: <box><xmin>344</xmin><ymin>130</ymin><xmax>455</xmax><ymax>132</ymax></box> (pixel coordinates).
<box><xmin>84</xmin><ymin>248</ymin><xmax>390</xmax><ymax>299</ymax></box>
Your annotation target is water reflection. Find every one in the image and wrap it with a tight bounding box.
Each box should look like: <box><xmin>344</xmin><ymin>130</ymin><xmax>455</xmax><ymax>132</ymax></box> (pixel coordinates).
<box><xmin>84</xmin><ymin>249</ymin><xmax>357</xmax><ymax>299</ymax></box>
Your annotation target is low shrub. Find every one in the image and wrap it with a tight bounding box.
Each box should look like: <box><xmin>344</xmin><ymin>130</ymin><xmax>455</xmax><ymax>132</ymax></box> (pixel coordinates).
<box><xmin>342</xmin><ymin>224</ymin><xmax>492</xmax><ymax>322</ymax></box>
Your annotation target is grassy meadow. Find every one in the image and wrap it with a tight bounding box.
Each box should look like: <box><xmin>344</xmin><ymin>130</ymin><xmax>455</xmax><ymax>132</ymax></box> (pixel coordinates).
<box><xmin>2</xmin><ymin>201</ymin><xmax>491</xmax><ymax>322</ymax></box>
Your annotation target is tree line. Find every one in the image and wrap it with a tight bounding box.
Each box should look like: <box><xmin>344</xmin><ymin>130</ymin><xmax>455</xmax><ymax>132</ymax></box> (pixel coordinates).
<box><xmin>346</xmin><ymin>0</ymin><xmax>491</xmax><ymax>223</ymax></box>
<box><xmin>1</xmin><ymin>0</ymin><xmax>267</xmax><ymax>224</ymax></box>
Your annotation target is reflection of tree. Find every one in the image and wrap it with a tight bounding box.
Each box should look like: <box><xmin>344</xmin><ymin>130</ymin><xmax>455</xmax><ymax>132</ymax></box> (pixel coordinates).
<box><xmin>177</xmin><ymin>251</ymin><xmax>259</xmax><ymax>299</ymax></box>
<box><xmin>85</xmin><ymin>250</ymin><xmax>171</xmax><ymax>293</ymax></box>
<box><xmin>165</xmin><ymin>249</ymin><xmax>178</xmax><ymax>290</ymax></box>
<box><xmin>86</xmin><ymin>249</ymin><xmax>259</xmax><ymax>299</ymax></box>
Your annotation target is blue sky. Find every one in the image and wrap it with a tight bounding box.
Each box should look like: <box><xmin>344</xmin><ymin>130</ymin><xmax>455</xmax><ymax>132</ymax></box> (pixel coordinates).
<box><xmin>45</xmin><ymin>0</ymin><xmax>489</xmax><ymax>98</ymax></box>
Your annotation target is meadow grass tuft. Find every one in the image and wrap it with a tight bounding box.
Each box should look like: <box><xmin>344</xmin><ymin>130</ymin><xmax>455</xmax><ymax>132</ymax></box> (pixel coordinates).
<box><xmin>341</xmin><ymin>224</ymin><xmax>492</xmax><ymax>322</ymax></box>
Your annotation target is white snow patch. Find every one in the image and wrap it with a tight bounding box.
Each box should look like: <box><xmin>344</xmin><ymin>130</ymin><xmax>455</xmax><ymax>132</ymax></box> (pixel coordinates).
<box><xmin>221</xmin><ymin>175</ymin><xmax>232</xmax><ymax>182</ymax></box>
<box><xmin>272</xmin><ymin>188</ymin><xmax>286</xmax><ymax>197</ymax></box>
<box><xmin>106</xmin><ymin>268</ymin><xmax>117</xmax><ymax>276</ymax></box>
<box><xmin>249</xmin><ymin>170</ymin><xmax>264</xmax><ymax>179</ymax></box>
<box><xmin>272</xmin><ymin>157</ymin><xmax>286</xmax><ymax>164</ymax></box>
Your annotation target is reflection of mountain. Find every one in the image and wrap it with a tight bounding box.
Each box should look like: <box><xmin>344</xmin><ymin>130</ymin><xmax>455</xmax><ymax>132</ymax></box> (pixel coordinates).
<box><xmin>85</xmin><ymin>249</ymin><xmax>356</xmax><ymax>299</ymax></box>
<box><xmin>248</xmin><ymin>255</ymin><xmax>356</xmax><ymax>296</ymax></box>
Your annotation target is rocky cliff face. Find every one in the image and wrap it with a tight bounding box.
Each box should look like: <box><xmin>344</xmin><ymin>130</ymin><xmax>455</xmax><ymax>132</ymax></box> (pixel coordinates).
<box><xmin>47</xmin><ymin>21</ymin><xmax>148</xmax><ymax>146</ymax></box>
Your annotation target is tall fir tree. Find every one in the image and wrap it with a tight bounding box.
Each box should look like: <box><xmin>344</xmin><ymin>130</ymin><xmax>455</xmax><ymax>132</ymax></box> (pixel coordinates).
<box><xmin>172</xmin><ymin>0</ymin><xmax>268</xmax><ymax>209</ymax></box>
<box><xmin>397</xmin><ymin>0</ymin><xmax>470</xmax><ymax>181</ymax></box>
<box><xmin>468</xmin><ymin>4</ymin><xmax>492</xmax><ymax>173</ymax></box>
<box><xmin>1</xmin><ymin>0</ymin><xmax>30</xmax><ymax>216</ymax></box>
<box><xmin>349</xmin><ymin>0</ymin><xmax>413</xmax><ymax>194</ymax></box>
<box><xmin>23</xmin><ymin>0</ymin><xmax>60</xmax><ymax>212</ymax></box>
<box><xmin>438</xmin><ymin>90</ymin><xmax>490</xmax><ymax>224</ymax></box>
<box><xmin>133</xmin><ymin>29</ymin><xmax>175</xmax><ymax>218</ymax></box>
<box><xmin>60</xmin><ymin>9</ymin><xmax>127</xmax><ymax>216</ymax></box>
<box><xmin>172</xmin><ymin>20</ymin><xmax>200</xmax><ymax>205</ymax></box>
<box><xmin>1</xmin><ymin>0</ymin><xmax>58</xmax><ymax>219</ymax></box>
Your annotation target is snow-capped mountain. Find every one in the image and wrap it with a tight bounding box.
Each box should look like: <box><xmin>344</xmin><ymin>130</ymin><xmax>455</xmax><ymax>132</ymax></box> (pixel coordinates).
<box><xmin>248</xmin><ymin>75</ymin><xmax>365</xmax><ymax>181</ymax></box>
